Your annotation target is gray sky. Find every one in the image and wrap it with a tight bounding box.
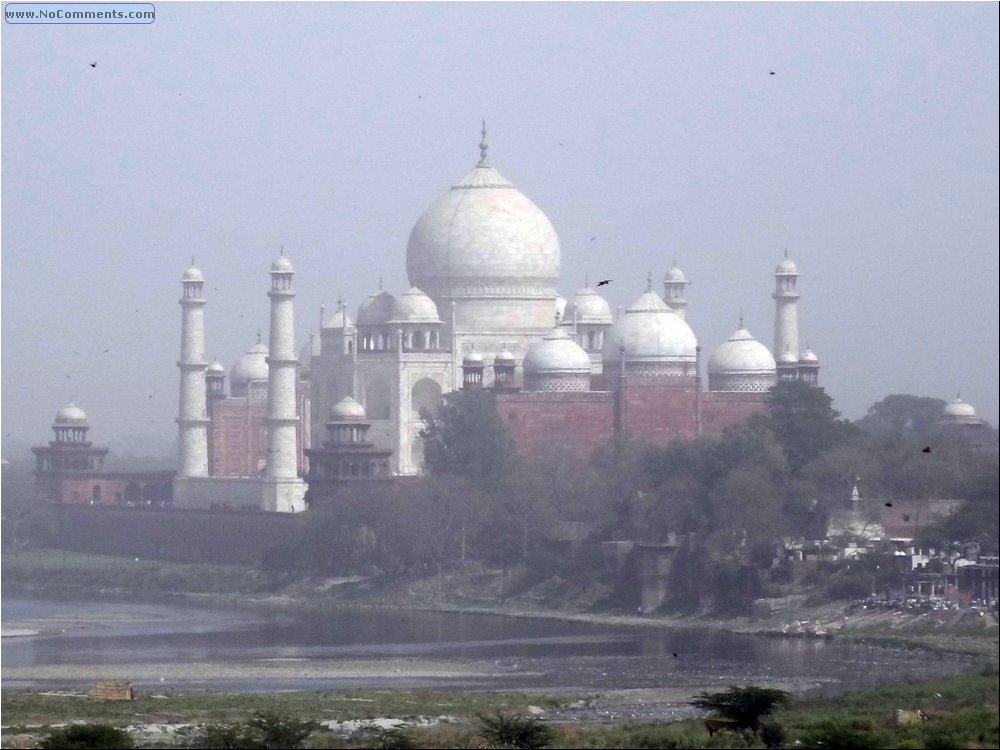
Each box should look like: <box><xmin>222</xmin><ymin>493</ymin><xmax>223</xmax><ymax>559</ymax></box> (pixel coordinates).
<box><xmin>2</xmin><ymin>2</ymin><xmax>998</xmax><ymax>458</ymax></box>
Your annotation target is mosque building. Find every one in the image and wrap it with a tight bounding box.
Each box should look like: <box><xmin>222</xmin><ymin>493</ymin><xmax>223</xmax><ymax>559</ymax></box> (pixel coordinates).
<box><xmin>34</xmin><ymin>127</ymin><xmax>845</xmax><ymax>512</ymax></box>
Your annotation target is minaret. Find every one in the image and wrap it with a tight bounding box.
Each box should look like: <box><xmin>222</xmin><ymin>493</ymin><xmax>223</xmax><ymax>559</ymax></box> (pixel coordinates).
<box><xmin>663</xmin><ymin>259</ymin><xmax>690</xmax><ymax>319</ymax></box>
<box><xmin>176</xmin><ymin>262</ymin><xmax>209</xmax><ymax>477</ymax></box>
<box><xmin>773</xmin><ymin>251</ymin><xmax>800</xmax><ymax>381</ymax></box>
<box><xmin>262</xmin><ymin>249</ymin><xmax>307</xmax><ymax>512</ymax></box>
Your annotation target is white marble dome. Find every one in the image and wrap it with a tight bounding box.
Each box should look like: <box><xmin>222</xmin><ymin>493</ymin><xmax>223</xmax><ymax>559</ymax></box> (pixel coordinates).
<box><xmin>800</xmin><ymin>348</ymin><xmax>819</xmax><ymax>364</ymax></box>
<box><xmin>664</xmin><ymin>264</ymin><xmax>687</xmax><ymax>283</ymax></box>
<box><xmin>775</xmin><ymin>256</ymin><xmax>798</xmax><ymax>275</ymax></box>
<box><xmin>391</xmin><ymin>287</ymin><xmax>441</xmax><ymax>323</ymax></box>
<box><xmin>405</xmin><ymin>157</ymin><xmax>560</xmax><ymax>301</ymax></box>
<box><xmin>323</xmin><ymin>301</ymin><xmax>354</xmax><ymax>329</ymax></box>
<box><xmin>231</xmin><ymin>341</ymin><xmax>269</xmax><ymax>383</ymax></box>
<box><xmin>330</xmin><ymin>396</ymin><xmax>367</xmax><ymax>420</ymax></box>
<box><xmin>943</xmin><ymin>397</ymin><xmax>977</xmax><ymax>419</ymax></box>
<box><xmin>494</xmin><ymin>347</ymin><xmax>516</xmax><ymax>365</ymax></box>
<box><xmin>524</xmin><ymin>327</ymin><xmax>592</xmax><ymax>391</ymax></box>
<box><xmin>601</xmin><ymin>289</ymin><xmax>698</xmax><ymax>375</ymax></box>
<box><xmin>207</xmin><ymin>361</ymin><xmax>225</xmax><ymax>375</ymax></box>
<box><xmin>776</xmin><ymin>346</ymin><xmax>799</xmax><ymax>365</ymax></box>
<box><xmin>55</xmin><ymin>402</ymin><xmax>88</xmax><ymax>424</ymax></box>
<box><xmin>564</xmin><ymin>285</ymin><xmax>613</xmax><ymax>324</ymax></box>
<box><xmin>182</xmin><ymin>265</ymin><xmax>204</xmax><ymax>283</ymax></box>
<box><xmin>708</xmin><ymin>325</ymin><xmax>777</xmax><ymax>392</ymax></box>
<box><xmin>462</xmin><ymin>351</ymin><xmax>485</xmax><ymax>365</ymax></box>
<box><xmin>357</xmin><ymin>290</ymin><xmax>396</xmax><ymax>326</ymax></box>
<box><xmin>270</xmin><ymin>253</ymin><xmax>294</xmax><ymax>273</ymax></box>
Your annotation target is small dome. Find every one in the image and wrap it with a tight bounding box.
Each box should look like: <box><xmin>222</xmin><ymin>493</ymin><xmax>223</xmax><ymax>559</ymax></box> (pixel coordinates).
<box><xmin>777</xmin><ymin>346</ymin><xmax>799</xmax><ymax>364</ymax></box>
<box><xmin>523</xmin><ymin>327</ymin><xmax>592</xmax><ymax>391</ymax></box>
<box><xmin>943</xmin><ymin>397</ymin><xmax>977</xmax><ymax>419</ymax></box>
<box><xmin>330</xmin><ymin>396</ymin><xmax>367</xmax><ymax>420</ymax></box>
<box><xmin>709</xmin><ymin>326</ymin><xmax>777</xmax><ymax>375</ymax></box>
<box><xmin>494</xmin><ymin>348</ymin><xmax>516</xmax><ymax>365</ymax></box>
<box><xmin>391</xmin><ymin>287</ymin><xmax>441</xmax><ymax>323</ymax></box>
<box><xmin>463</xmin><ymin>351</ymin><xmax>485</xmax><ymax>366</ymax></box>
<box><xmin>800</xmin><ymin>348</ymin><xmax>819</xmax><ymax>364</ymax></box>
<box><xmin>207</xmin><ymin>361</ymin><xmax>225</xmax><ymax>375</ymax></box>
<box><xmin>231</xmin><ymin>340</ymin><xmax>269</xmax><ymax>383</ymax></box>
<box><xmin>775</xmin><ymin>256</ymin><xmax>798</xmax><ymax>275</ymax></box>
<box><xmin>664</xmin><ymin>264</ymin><xmax>687</xmax><ymax>283</ymax></box>
<box><xmin>357</xmin><ymin>290</ymin><xmax>396</xmax><ymax>326</ymax></box>
<box><xmin>323</xmin><ymin>302</ymin><xmax>354</xmax><ymax>330</ymax></box>
<box><xmin>182</xmin><ymin>265</ymin><xmax>204</xmax><ymax>283</ymax></box>
<box><xmin>564</xmin><ymin>286</ymin><xmax>613</xmax><ymax>325</ymax></box>
<box><xmin>601</xmin><ymin>289</ymin><xmax>698</xmax><ymax>374</ymax></box>
<box><xmin>271</xmin><ymin>253</ymin><xmax>294</xmax><ymax>273</ymax></box>
<box><xmin>55</xmin><ymin>402</ymin><xmax>88</xmax><ymax>425</ymax></box>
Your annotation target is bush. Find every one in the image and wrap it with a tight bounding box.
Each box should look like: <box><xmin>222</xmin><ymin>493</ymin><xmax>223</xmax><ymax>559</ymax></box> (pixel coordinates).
<box><xmin>39</xmin><ymin>724</ymin><xmax>134</xmax><ymax>749</ymax></box>
<box><xmin>248</xmin><ymin>711</ymin><xmax>317</xmax><ymax>749</ymax></box>
<box><xmin>799</xmin><ymin>719</ymin><xmax>885</xmax><ymax>749</ymax></box>
<box><xmin>476</xmin><ymin>712</ymin><xmax>554</xmax><ymax>749</ymax></box>
<box><xmin>760</xmin><ymin>721</ymin><xmax>785</xmax><ymax>748</ymax></box>
<box><xmin>691</xmin><ymin>686</ymin><xmax>791</xmax><ymax>731</ymax></box>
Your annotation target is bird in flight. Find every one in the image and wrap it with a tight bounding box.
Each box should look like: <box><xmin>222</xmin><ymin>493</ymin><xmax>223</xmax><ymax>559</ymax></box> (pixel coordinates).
<box><xmin>596</xmin><ymin>279</ymin><xmax>613</xmax><ymax>287</ymax></box>
<box><xmin>921</xmin><ymin>446</ymin><xmax>932</xmax><ymax>453</ymax></box>
<box><xmin>769</xmin><ymin>70</ymin><xmax>775</xmax><ymax>75</ymax></box>
<box><xmin>884</xmin><ymin>502</ymin><xmax>893</xmax><ymax>508</ymax></box>
<box><xmin>90</xmin><ymin>62</ymin><xmax>97</xmax><ymax>68</ymax></box>
<box><xmin>590</xmin><ymin>236</ymin><xmax>597</xmax><ymax>241</ymax></box>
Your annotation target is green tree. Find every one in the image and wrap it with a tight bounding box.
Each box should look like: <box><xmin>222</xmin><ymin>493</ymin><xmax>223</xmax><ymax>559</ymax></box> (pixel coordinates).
<box><xmin>856</xmin><ymin>393</ymin><xmax>949</xmax><ymax>440</ymax></box>
<box><xmin>760</xmin><ymin>381</ymin><xmax>849</xmax><ymax>472</ymax></box>
<box><xmin>420</xmin><ymin>389</ymin><xmax>515</xmax><ymax>487</ymax></box>
<box><xmin>691</xmin><ymin>685</ymin><xmax>791</xmax><ymax>732</ymax></box>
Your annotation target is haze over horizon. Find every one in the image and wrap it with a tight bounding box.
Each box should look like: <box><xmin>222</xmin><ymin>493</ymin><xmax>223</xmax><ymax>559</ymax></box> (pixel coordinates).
<box><xmin>2</xmin><ymin>2</ymin><xmax>998</xmax><ymax>459</ymax></box>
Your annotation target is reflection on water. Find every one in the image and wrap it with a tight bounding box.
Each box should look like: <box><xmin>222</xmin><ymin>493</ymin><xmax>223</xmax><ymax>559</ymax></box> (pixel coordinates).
<box><xmin>1</xmin><ymin>596</ymin><xmax>970</xmax><ymax>694</ymax></box>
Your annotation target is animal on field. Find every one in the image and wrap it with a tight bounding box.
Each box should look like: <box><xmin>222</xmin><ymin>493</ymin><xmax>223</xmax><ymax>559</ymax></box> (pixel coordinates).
<box><xmin>704</xmin><ymin>718</ymin><xmax>739</xmax><ymax>735</ymax></box>
<box><xmin>896</xmin><ymin>708</ymin><xmax>929</xmax><ymax>725</ymax></box>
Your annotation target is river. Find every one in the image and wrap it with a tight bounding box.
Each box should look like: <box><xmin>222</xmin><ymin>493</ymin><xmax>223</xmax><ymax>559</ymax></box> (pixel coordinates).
<box><xmin>1</xmin><ymin>596</ymin><xmax>973</xmax><ymax>702</ymax></box>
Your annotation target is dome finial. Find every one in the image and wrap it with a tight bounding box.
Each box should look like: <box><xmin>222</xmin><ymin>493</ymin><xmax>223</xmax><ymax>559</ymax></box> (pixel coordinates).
<box><xmin>672</xmin><ymin>257</ymin><xmax>677</xmax><ymax>267</ymax></box>
<box><xmin>646</xmin><ymin>271</ymin><xmax>653</xmax><ymax>292</ymax></box>
<box><xmin>280</xmin><ymin>244</ymin><xmax>284</xmax><ymax>256</ymax></box>
<box><xmin>378</xmin><ymin>275</ymin><xmax>383</xmax><ymax>291</ymax></box>
<box><xmin>738</xmin><ymin>311</ymin><xmax>744</xmax><ymax>329</ymax></box>
<box><xmin>191</xmin><ymin>255</ymin><xmax>195</xmax><ymax>266</ymax></box>
<box><xmin>256</xmin><ymin>329</ymin><xmax>262</xmax><ymax>344</ymax></box>
<box><xmin>585</xmin><ymin>273</ymin><xmax>590</xmax><ymax>288</ymax></box>
<box><xmin>478</xmin><ymin>118</ymin><xmax>489</xmax><ymax>164</ymax></box>
<box><xmin>784</xmin><ymin>247</ymin><xmax>788</xmax><ymax>258</ymax></box>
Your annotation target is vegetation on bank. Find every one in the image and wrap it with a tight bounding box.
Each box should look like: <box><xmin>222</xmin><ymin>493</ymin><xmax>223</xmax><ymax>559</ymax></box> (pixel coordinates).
<box><xmin>3</xmin><ymin>668</ymin><xmax>997</xmax><ymax>748</ymax></box>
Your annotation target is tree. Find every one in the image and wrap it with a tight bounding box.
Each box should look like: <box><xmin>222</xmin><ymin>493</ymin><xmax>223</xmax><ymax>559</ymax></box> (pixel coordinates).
<box><xmin>420</xmin><ymin>389</ymin><xmax>515</xmax><ymax>487</ymax></box>
<box><xmin>690</xmin><ymin>685</ymin><xmax>791</xmax><ymax>732</ymax></box>
<box><xmin>761</xmin><ymin>382</ymin><xmax>849</xmax><ymax>473</ymax></box>
<box><xmin>856</xmin><ymin>394</ymin><xmax>948</xmax><ymax>440</ymax></box>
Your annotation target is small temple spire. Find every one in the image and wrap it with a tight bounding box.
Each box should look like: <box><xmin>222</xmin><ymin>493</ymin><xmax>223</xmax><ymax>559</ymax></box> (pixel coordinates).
<box><xmin>478</xmin><ymin>119</ymin><xmax>489</xmax><ymax>164</ymax></box>
<box><xmin>585</xmin><ymin>273</ymin><xmax>590</xmax><ymax>288</ymax></box>
<box><xmin>256</xmin><ymin>329</ymin><xmax>262</xmax><ymax>344</ymax></box>
<box><xmin>646</xmin><ymin>271</ymin><xmax>653</xmax><ymax>292</ymax></box>
<box><xmin>378</xmin><ymin>275</ymin><xmax>383</xmax><ymax>291</ymax></box>
<box><xmin>738</xmin><ymin>311</ymin><xmax>744</xmax><ymax>328</ymax></box>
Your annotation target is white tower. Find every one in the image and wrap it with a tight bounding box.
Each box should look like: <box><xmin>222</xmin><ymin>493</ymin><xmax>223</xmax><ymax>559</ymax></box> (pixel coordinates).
<box><xmin>176</xmin><ymin>262</ymin><xmax>209</xmax><ymax>477</ymax></box>
<box><xmin>261</xmin><ymin>250</ymin><xmax>307</xmax><ymax>512</ymax></box>
<box><xmin>663</xmin><ymin>259</ymin><xmax>690</xmax><ymax>320</ymax></box>
<box><xmin>773</xmin><ymin>252</ymin><xmax>800</xmax><ymax>382</ymax></box>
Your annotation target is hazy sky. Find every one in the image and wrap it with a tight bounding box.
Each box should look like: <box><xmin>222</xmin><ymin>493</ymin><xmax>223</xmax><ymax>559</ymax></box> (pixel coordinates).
<box><xmin>2</xmin><ymin>2</ymin><xmax>998</xmax><ymax>458</ymax></box>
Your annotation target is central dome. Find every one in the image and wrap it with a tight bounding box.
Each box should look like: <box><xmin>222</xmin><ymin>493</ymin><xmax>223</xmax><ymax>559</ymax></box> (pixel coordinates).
<box><xmin>405</xmin><ymin>139</ymin><xmax>560</xmax><ymax>303</ymax></box>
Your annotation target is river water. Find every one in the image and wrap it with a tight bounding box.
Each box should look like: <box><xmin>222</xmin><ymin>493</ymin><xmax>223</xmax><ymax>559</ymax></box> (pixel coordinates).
<box><xmin>1</xmin><ymin>596</ymin><xmax>973</xmax><ymax>700</ymax></box>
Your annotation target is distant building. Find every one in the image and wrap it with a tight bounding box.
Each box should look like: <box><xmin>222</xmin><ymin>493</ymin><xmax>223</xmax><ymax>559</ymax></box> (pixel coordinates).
<box><xmin>31</xmin><ymin>403</ymin><xmax>172</xmax><ymax>505</ymax></box>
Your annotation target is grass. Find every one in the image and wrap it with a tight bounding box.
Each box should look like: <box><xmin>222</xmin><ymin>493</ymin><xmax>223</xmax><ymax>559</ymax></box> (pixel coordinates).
<box><xmin>3</xmin><ymin>670</ymin><xmax>997</xmax><ymax>748</ymax></box>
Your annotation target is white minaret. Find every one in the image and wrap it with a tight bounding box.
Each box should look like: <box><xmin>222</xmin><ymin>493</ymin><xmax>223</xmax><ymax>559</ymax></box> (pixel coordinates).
<box><xmin>262</xmin><ymin>250</ymin><xmax>307</xmax><ymax>512</ymax></box>
<box><xmin>773</xmin><ymin>252</ymin><xmax>800</xmax><ymax>381</ymax></box>
<box><xmin>176</xmin><ymin>262</ymin><xmax>209</xmax><ymax>477</ymax></box>
<box><xmin>663</xmin><ymin>259</ymin><xmax>690</xmax><ymax>320</ymax></box>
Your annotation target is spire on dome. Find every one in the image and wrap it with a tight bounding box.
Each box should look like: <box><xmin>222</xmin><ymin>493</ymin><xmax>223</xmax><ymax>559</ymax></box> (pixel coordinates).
<box><xmin>256</xmin><ymin>329</ymin><xmax>262</xmax><ymax>344</ymax></box>
<box><xmin>478</xmin><ymin>118</ymin><xmax>488</xmax><ymax>164</ymax></box>
<box><xmin>585</xmin><ymin>273</ymin><xmax>590</xmax><ymax>288</ymax></box>
<box><xmin>738</xmin><ymin>312</ymin><xmax>744</xmax><ymax>329</ymax></box>
<box><xmin>646</xmin><ymin>271</ymin><xmax>653</xmax><ymax>292</ymax></box>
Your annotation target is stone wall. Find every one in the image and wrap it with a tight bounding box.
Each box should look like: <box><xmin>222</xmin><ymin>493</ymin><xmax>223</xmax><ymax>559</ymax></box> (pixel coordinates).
<box><xmin>39</xmin><ymin>504</ymin><xmax>307</xmax><ymax>565</ymax></box>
